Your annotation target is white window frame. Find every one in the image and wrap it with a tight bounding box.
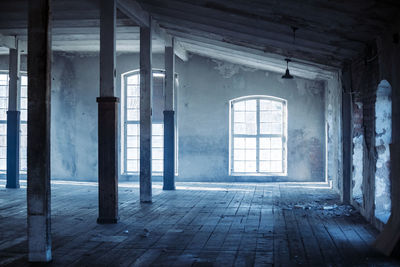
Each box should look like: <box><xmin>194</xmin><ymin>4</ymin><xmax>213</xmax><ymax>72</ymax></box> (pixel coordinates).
<box><xmin>229</xmin><ymin>95</ymin><xmax>287</xmax><ymax>176</ymax></box>
<box><xmin>0</xmin><ymin>71</ymin><xmax>27</xmax><ymax>174</ymax></box>
<box><xmin>121</xmin><ymin>69</ymin><xmax>178</xmax><ymax>176</ymax></box>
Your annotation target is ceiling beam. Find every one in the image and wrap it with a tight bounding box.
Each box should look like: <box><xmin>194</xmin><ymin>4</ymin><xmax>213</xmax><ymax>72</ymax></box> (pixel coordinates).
<box><xmin>117</xmin><ymin>0</ymin><xmax>188</xmax><ymax>61</ymax></box>
<box><xmin>164</xmin><ymin>28</ymin><xmax>338</xmax><ymax>75</ymax></box>
<box><xmin>155</xmin><ymin>18</ymin><xmax>344</xmax><ymax>67</ymax></box>
<box><xmin>179</xmin><ymin>38</ymin><xmax>336</xmax><ymax>80</ymax></box>
<box><xmin>0</xmin><ymin>34</ymin><xmax>16</xmax><ymax>49</ymax></box>
<box><xmin>174</xmin><ymin>39</ymin><xmax>188</xmax><ymax>61</ymax></box>
<box><xmin>141</xmin><ymin>0</ymin><xmax>363</xmax><ymax>53</ymax></box>
<box><xmin>117</xmin><ymin>0</ymin><xmax>149</xmax><ymax>27</ymax></box>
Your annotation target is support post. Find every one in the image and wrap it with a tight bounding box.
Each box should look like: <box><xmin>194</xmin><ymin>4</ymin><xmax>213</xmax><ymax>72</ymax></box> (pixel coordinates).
<box><xmin>140</xmin><ymin>21</ymin><xmax>152</xmax><ymax>203</ymax></box>
<box><xmin>163</xmin><ymin>40</ymin><xmax>175</xmax><ymax>190</ymax></box>
<box><xmin>341</xmin><ymin>64</ymin><xmax>352</xmax><ymax>204</ymax></box>
<box><xmin>6</xmin><ymin>46</ymin><xmax>21</xmax><ymax>189</ymax></box>
<box><xmin>27</xmin><ymin>0</ymin><xmax>52</xmax><ymax>262</ymax></box>
<box><xmin>97</xmin><ymin>0</ymin><xmax>119</xmax><ymax>224</ymax></box>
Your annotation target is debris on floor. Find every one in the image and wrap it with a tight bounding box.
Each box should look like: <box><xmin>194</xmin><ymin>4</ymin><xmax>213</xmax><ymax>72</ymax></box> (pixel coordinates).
<box><xmin>283</xmin><ymin>200</ymin><xmax>355</xmax><ymax>217</ymax></box>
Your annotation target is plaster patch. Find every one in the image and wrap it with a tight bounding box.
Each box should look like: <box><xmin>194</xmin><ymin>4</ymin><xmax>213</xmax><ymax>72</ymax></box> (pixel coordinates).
<box><xmin>374</xmin><ymin>80</ymin><xmax>392</xmax><ymax>223</ymax></box>
<box><xmin>352</xmin><ymin>134</ymin><xmax>363</xmax><ymax>202</ymax></box>
<box><xmin>212</xmin><ymin>59</ymin><xmax>256</xmax><ymax>78</ymax></box>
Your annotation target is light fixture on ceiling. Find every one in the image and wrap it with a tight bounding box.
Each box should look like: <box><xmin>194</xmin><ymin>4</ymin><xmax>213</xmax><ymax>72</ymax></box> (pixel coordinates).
<box><xmin>282</xmin><ymin>58</ymin><xmax>294</xmax><ymax>79</ymax></box>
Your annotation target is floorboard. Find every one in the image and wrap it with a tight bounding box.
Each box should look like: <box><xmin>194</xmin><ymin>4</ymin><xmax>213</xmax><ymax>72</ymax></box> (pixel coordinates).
<box><xmin>0</xmin><ymin>180</ymin><xmax>399</xmax><ymax>266</ymax></box>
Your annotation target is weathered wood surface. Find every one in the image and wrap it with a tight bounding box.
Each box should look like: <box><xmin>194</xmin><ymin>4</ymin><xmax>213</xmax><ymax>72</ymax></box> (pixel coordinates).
<box><xmin>0</xmin><ymin>180</ymin><xmax>399</xmax><ymax>266</ymax></box>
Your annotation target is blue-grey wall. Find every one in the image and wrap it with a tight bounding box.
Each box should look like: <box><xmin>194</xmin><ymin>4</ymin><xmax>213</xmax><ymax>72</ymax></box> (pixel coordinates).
<box><xmin>0</xmin><ymin>52</ymin><xmax>326</xmax><ymax>182</ymax></box>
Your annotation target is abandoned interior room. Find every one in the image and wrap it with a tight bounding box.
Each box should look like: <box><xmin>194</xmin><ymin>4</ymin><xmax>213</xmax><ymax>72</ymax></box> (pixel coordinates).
<box><xmin>0</xmin><ymin>0</ymin><xmax>400</xmax><ymax>266</ymax></box>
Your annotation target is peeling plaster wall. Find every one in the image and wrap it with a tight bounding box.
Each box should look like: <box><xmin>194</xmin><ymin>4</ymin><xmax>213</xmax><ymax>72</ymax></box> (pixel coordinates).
<box><xmin>374</xmin><ymin>80</ymin><xmax>392</xmax><ymax>224</ymax></box>
<box><xmin>0</xmin><ymin>53</ymin><xmax>326</xmax><ymax>183</ymax></box>
<box><xmin>49</xmin><ymin>52</ymin><xmax>166</xmax><ymax>181</ymax></box>
<box><xmin>178</xmin><ymin>55</ymin><xmax>326</xmax><ymax>182</ymax></box>
<box><xmin>325</xmin><ymin>74</ymin><xmax>343</xmax><ymax>192</ymax></box>
<box><xmin>349</xmin><ymin>21</ymin><xmax>400</xmax><ymax>236</ymax></box>
<box><xmin>352</xmin><ymin>101</ymin><xmax>364</xmax><ymax>204</ymax></box>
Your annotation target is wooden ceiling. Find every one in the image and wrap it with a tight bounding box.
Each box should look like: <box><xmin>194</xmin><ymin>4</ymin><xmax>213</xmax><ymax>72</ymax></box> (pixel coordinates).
<box><xmin>0</xmin><ymin>0</ymin><xmax>399</xmax><ymax>80</ymax></box>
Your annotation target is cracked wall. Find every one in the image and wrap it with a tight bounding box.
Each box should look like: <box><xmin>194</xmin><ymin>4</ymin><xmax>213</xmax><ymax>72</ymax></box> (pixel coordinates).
<box><xmin>375</xmin><ymin>80</ymin><xmax>392</xmax><ymax>224</ymax></box>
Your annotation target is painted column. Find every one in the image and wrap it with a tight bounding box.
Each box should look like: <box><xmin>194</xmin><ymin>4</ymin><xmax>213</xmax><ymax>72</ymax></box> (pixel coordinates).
<box><xmin>27</xmin><ymin>0</ymin><xmax>52</xmax><ymax>262</ymax></box>
<box><xmin>163</xmin><ymin>40</ymin><xmax>175</xmax><ymax>190</ymax></box>
<box><xmin>97</xmin><ymin>0</ymin><xmax>119</xmax><ymax>224</ymax></box>
<box><xmin>341</xmin><ymin>64</ymin><xmax>352</xmax><ymax>204</ymax></box>
<box><xmin>140</xmin><ymin>20</ymin><xmax>152</xmax><ymax>203</ymax></box>
<box><xmin>6</xmin><ymin>46</ymin><xmax>21</xmax><ymax>189</ymax></box>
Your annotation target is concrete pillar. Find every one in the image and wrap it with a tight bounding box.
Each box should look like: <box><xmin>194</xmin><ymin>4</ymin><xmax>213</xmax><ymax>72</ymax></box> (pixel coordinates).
<box><xmin>163</xmin><ymin>41</ymin><xmax>175</xmax><ymax>190</ymax></box>
<box><xmin>97</xmin><ymin>0</ymin><xmax>119</xmax><ymax>224</ymax></box>
<box><xmin>27</xmin><ymin>0</ymin><xmax>52</xmax><ymax>262</ymax></box>
<box><xmin>140</xmin><ymin>21</ymin><xmax>152</xmax><ymax>203</ymax></box>
<box><xmin>341</xmin><ymin>64</ymin><xmax>352</xmax><ymax>204</ymax></box>
<box><xmin>342</xmin><ymin>91</ymin><xmax>352</xmax><ymax>204</ymax></box>
<box><xmin>6</xmin><ymin>46</ymin><xmax>21</xmax><ymax>189</ymax></box>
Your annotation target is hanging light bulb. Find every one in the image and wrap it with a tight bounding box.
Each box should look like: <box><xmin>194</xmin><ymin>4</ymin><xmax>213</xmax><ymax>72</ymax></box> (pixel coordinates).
<box><xmin>282</xmin><ymin>58</ymin><xmax>294</xmax><ymax>79</ymax></box>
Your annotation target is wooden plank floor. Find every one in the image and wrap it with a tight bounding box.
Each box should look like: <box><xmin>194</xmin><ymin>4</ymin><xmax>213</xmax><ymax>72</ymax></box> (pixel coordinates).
<box><xmin>0</xmin><ymin>180</ymin><xmax>399</xmax><ymax>266</ymax></box>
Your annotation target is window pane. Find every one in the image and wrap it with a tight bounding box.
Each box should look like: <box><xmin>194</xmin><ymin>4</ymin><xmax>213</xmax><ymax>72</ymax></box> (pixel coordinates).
<box><xmin>234</xmin><ymin>138</ymin><xmax>245</xmax><ymax>149</ymax></box>
<box><xmin>234</xmin><ymin>149</ymin><xmax>245</xmax><ymax>160</ymax></box>
<box><xmin>260</xmin><ymin>150</ymin><xmax>270</xmax><ymax>161</ymax></box>
<box><xmin>152</xmin><ymin>148</ymin><xmax>163</xmax><ymax>160</ymax></box>
<box><xmin>260</xmin><ymin>138</ymin><xmax>271</xmax><ymax>149</ymax></box>
<box><xmin>21</xmin><ymin>110</ymin><xmax>27</xmax><ymax>121</ymax></box>
<box><xmin>260</xmin><ymin>122</ymin><xmax>281</xmax><ymax>135</ymax></box>
<box><xmin>152</xmin><ymin>124</ymin><xmax>163</xmax><ymax>135</ymax></box>
<box><xmin>245</xmin><ymin>161</ymin><xmax>256</xmax><ymax>172</ymax></box>
<box><xmin>234</xmin><ymin>123</ymin><xmax>245</xmax><ymax>135</ymax></box>
<box><xmin>0</xmin><ymin>124</ymin><xmax>5</xmax><ymax>135</ymax></box>
<box><xmin>245</xmin><ymin>100</ymin><xmax>256</xmax><ymax>111</ymax></box>
<box><xmin>127</xmin><ymin>136</ymin><xmax>138</xmax><ymax>148</ymax></box>
<box><xmin>271</xmin><ymin>161</ymin><xmax>282</xmax><ymax>172</ymax></box>
<box><xmin>234</xmin><ymin>101</ymin><xmax>245</xmax><ymax>111</ymax></box>
<box><xmin>245</xmin><ymin>149</ymin><xmax>256</xmax><ymax>161</ymax></box>
<box><xmin>152</xmin><ymin>160</ymin><xmax>163</xmax><ymax>172</ymax></box>
<box><xmin>232</xmin><ymin>97</ymin><xmax>286</xmax><ymax>174</ymax></box>
<box><xmin>259</xmin><ymin>161</ymin><xmax>270</xmax><ymax>172</ymax></box>
<box><xmin>127</xmin><ymin>110</ymin><xmax>139</xmax><ymax>121</ymax></box>
<box><xmin>127</xmin><ymin>75</ymin><xmax>139</xmax><ymax>85</ymax></box>
<box><xmin>245</xmin><ymin>138</ymin><xmax>256</xmax><ymax>149</ymax></box>
<box><xmin>153</xmin><ymin>136</ymin><xmax>163</xmax><ymax>148</ymax></box>
<box><xmin>271</xmin><ymin>138</ymin><xmax>282</xmax><ymax>149</ymax></box>
<box><xmin>127</xmin><ymin>124</ymin><xmax>139</xmax><ymax>135</ymax></box>
<box><xmin>127</xmin><ymin>148</ymin><xmax>139</xmax><ymax>160</ymax></box>
<box><xmin>270</xmin><ymin>149</ymin><xmax>282</xmax><ymax>160</ymax></box>
<box><xmin>127</xmin><ymin>98</ymin><xmax>139</xmax><ymax>109</ymax></box>
<box><xmin>127</xmin><ymin>160</ymin><xmax>138</xmax><ymax>172</ymax></box>
<box><xmin>234</xmin><ymin>111</ymin><xmax>245</xmax><ymax>122</ymax></box>
<box><xmin>234</xmin><ymin>161</ymin><xmax>245</xmax><ymax>172</ymax></box>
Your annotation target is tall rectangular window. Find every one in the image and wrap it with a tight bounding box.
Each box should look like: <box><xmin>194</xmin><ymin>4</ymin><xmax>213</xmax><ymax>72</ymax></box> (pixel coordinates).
<box><xmin>0</xmin><ymin>73</ymin><xmax>27</xmax><ymax>174</ymax></box>
<box><xmin>230</xmin><ymin>96</ymin><xmax>287</xmax><ymax>175</ymax></box>
<box><xmin>123</xmin><ymin>71</ymin><xmax>165</xmax><ymax>175</ymax></box>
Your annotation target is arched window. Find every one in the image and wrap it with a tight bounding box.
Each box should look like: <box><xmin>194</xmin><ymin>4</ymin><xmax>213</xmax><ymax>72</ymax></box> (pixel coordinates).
<box><xmin>230</xmin><ymin>96</ymin><xmax>287</xmax><ymax>175</ymax></box>
<box><xmin>121</xmin><ymin>70</ymin><xmax>165</xmax><ymax>175</ymax></box>
<box><xmin>0</xmin><ymin>72</ymin><xmax>27</xmax><ymax>174</ymax></box>
<box><xmin>375</xmin><ymin>80</ymin><xmax>392</xmax><ymax>223</ymax></box>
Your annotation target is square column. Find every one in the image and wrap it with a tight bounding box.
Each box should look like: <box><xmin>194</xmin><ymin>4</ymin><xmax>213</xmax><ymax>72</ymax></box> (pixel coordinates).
<box><xmin>97</xmin><ymin>0</ymin><xmax>119</xmax><ymax>224</ymax></box>
<box><xmin>140</xmin><ymin>21</ymin><xmax>153</xmax><ymax>203</ymax></box>
<box><xmin>27</xmin><ymin>0</ymin><xmax>52</xmax><ymax>262</ymax></box>
<box><xmin>6</xmin><ymin>47</ymin><xmax>21</xmax><ymax>189</ymax></box>
<box><xmin>163</xmin><ymin>42</ymin><xmax>175</xmax><ymax>190</ymax></box>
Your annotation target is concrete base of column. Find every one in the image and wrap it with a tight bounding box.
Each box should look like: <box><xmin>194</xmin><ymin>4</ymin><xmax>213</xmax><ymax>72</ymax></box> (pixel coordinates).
<box><xmin>96</xmin><ymin>97</ymin><xmax>119</xmax><ymax>224</ymax></box>
<box><xmin>28</xmin><ymin>215</ymin><xmax>52</xmax><ymax>262</ymax></box>
<box><xmin>163</xmin><ymin>110</ymin><xmax>175</xmax><ymax>190</ymax></box>
<box><xmin>6</xmin><ymin>110</ymin><xmax>20</xmax><ymax>189</ymax></box>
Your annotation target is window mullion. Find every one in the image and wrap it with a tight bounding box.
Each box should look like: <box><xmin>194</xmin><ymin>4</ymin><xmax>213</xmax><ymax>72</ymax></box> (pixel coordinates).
<box><xmin>124</xmin><ymin>75</ymin><xmax>128</xmax><ymax>174</ymax></box>
<box><xmin>231</xmin><ymin>102</ymin><xmax>235</xmax><ymax>173</ymax></box>
<box><xmin>256</xmin><ymin>99</ymin><xmax>260</xmax><ymax>173</ymax></box>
